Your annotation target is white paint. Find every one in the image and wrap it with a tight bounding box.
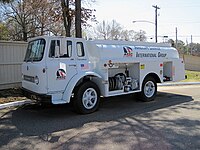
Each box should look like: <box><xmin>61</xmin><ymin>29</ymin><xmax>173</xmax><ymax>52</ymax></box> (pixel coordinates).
<box><xmin>21</xmin><ymin>36</ymin><xmax>185</xmax><ymax>104</ymax></box>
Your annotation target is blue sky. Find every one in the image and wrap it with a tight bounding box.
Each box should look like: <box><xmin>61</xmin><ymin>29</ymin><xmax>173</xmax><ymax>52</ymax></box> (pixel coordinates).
<box><xmin>91</xmin><ymin>0</ymin><xmax>200</xmax><ymax>43</ymax></box>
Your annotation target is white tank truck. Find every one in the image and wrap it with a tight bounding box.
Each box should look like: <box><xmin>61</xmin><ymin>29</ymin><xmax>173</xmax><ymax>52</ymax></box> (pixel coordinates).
<box><xmin>22</xmin><ymin>36</ymin><xmax>185</xmax><ymax>114</ymax></box>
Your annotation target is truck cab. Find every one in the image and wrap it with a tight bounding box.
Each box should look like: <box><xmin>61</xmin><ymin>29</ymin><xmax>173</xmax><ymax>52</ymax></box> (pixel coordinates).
<box><xmin>22</xmin><ymin>36</ymin><xmax>90</xmax><ymax>104</ymax></box>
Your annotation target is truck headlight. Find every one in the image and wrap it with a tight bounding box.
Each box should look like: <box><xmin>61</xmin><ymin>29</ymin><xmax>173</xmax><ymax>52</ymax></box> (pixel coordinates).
<box><xmin>34</xmin><ymin>76</ymin><xmax>39</xmax><ymax>85</ymax></box>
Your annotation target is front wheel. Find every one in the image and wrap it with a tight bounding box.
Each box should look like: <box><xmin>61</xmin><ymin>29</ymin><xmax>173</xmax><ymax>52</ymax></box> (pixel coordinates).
<box><xmin>137</xmin><ymin>76</ymin><xmax>157</xmax><ymax>102</ymax></box>
<box><xmin>73</xmin><ymin>81</ymin><xmax>100</xmax><ymax>114</ymax></box>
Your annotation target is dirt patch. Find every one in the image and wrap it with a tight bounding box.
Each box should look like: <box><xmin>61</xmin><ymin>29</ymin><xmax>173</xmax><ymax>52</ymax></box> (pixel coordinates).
<box><xmin>0</xmin><ymin>88</ymin><xmax>27</xmax><ymax>104</ymax></box>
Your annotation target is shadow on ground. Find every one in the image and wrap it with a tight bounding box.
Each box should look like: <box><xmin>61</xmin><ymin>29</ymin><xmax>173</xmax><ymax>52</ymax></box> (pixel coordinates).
<box><xmin>0</xmin><ymin>91</ymin><xmax>194</xmax><ymax>148</ymax></box>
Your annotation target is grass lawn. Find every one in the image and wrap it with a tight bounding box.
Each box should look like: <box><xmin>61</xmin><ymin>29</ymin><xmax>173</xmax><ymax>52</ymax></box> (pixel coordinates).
<box><xmin>182</xmin><ymin>70</ymin><xmax>200</xmax><ymax>82</ymax></box>
<box><xmin>0</xmin><ymin>88</ymin><xmax>26</xmax><ymax>104</ymax></box>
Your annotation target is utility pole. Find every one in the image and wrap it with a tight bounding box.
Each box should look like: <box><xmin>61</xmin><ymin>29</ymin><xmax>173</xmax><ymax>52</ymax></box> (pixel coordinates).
<box><xmin>175</xmin><ymin>27</ymin><xmax>178</xmax><ymax>48</ymax></box>
<box><xmin>75</xmin><ymin>0</ymin><xmax>82</xmax><ymax>38</ymax></box>
<box><xmin>191</xmin><ymin>35</ymin><xmax>193</xmax><ymax>55</ymax></box>
<box><xmin>152</xmin><ymin>5</ymin><xmax>160</xmax><ymax>43</ymax></box>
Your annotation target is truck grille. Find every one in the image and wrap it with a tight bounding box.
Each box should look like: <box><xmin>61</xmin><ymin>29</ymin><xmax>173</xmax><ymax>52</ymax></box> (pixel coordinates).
<box><xmin>24</xmin><ymin>75</ymin><xmax>34</xmax><ymax>83</ymax></box>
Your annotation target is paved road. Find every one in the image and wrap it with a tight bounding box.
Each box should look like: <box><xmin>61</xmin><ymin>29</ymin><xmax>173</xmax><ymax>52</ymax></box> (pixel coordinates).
<box><xmin>0</xmin><ymin>85</ymin><xmax>200</xmax><ymax>150</ymax></box>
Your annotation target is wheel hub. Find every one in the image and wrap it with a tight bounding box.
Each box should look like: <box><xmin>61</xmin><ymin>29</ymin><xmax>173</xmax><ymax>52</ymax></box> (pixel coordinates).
<box><xmin>82</xmin><ymin>88</ymin><xmax>97</xmax><ymax>109</ymax></box>
<box><xmin>144</xmin><ymin>81</ymin><xmax>155</xmax><ymax>98</ymax></box>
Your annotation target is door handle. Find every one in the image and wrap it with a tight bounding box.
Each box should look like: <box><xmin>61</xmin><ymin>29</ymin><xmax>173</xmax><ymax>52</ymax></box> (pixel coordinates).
<box><xmin>69</xmin><ymin>64</ymin><xmax>77</xmax><ymax>67</ymax></box>
<box><xmin>78</xmin><ymin>58</ymin><xmax>87</xmax><ymax>60</ymax></box>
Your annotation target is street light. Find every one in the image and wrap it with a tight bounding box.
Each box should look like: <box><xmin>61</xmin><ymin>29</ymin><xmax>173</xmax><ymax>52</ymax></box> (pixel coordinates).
<box><xmin>132</xmin><ymin>20</ymin><xmax>156</xmax><ymax>42</ymax></box>
<box><xmin>132</xmin><ymin>20</ymin><xmax>154</xmax><ymax>25</ymax></box>
<box><xmin>133</xmin><ymin>5</ymin><xmax>160</xmax><ymax>43</ymax></box>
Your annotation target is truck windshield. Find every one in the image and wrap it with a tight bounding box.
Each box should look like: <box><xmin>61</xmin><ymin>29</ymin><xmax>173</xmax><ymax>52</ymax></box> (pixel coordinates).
<box><xmin>24</xmin><ymin>39</ymin><xmax>46</xmax><ymax>62</ymax></box>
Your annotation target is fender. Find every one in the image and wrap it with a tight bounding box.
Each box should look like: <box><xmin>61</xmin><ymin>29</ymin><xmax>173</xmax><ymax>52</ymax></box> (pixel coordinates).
<box><xmin>140</xmin><ymin>72</ymin><xmax>162</xmax><ymax>89</ymax></box>
<box><xmin>62</xmin><ymin>71</ymin><xmax>102</xmax><ymax>103</ymax></box>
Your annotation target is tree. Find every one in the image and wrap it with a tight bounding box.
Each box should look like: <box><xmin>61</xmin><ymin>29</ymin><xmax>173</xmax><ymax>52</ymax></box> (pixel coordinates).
<box><xmin>168</xmin><ymin>39</ymin><xmax>175</xmax><ymax>47</ymax></box>
<box><xmin>176</xmin><ymin>40</ymin><xmax>186</xmax><ymax>54</ymax></box>
<box><xmin>188</xmin><ymin>43</ymin><xmax>200</xmax><ymax>56</ymax></box>
<box><xmin>1</xmin><ymin>0</ymin><xmax>56</xmax><ymax>41</ymax></box>
<box><xmin>133</xmin><ymin>30</ymin><xmax>147</xmax><ymax>42</ymax></box>
<box><xmin>0</xmin><ymin>0</ymin><xmax>96</xmax><ymax>40</ymax></box>
<box><xmin>110</xmin><ymin>20</ymin><xmax>122</xmax><ymax>40</ymax></box>
<box><xmin>95</xmin><ymin>20</ymin><xmax>122</xmax><ymax>40</ymax></box>
<box><xmin>120</xmin><ymin>29</ymin><xmax>135</xmax><ymax>41</ymax></box>
<box><xmin>95</xmin><ymin>20</ymin><xmax>109</xmax><ymax>39</ymax></box>
<box><xmin>0</xmin><ymin>23</ymin><xmax>9</xmax><ymax>40</ymax></box>
<box><xmin>2</xmin><ymin>0</ymin><xmax>29</xmax><ymax>41</ymax></box>
<box><xmin>31</xmin><ymin>0</ymin><xmax>53</xmax><ymax>36</ymax></box>
<box><xmin>61</xmin><ymin>0</ymin><xmax>96</xmax><ymax>37</ymax></box>
<box><xmin>94</xmin><ymin>20</ymin><xmax>141</xmax><ymax>41</ymax></box>
<box><xmin>168</xmin><ymin>39</ymin><xmax>200</xmax><ymax>56</ymax></box>
<box><xmin>61</xmin><ymin>0</ymin><xmax>72</xmax><ymax>37</ymax></box>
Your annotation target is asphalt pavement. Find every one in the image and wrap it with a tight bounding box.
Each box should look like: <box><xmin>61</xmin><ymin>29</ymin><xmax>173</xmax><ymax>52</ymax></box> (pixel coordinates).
<box><xmin>1</xmin><ymin>82</ymin><xmax>200</xmax><ymax>110</ymax></box>
<box><xmin>0</xmin><ymin>84</ymin><xmax>200</xmax><ymax>149</ymax></box>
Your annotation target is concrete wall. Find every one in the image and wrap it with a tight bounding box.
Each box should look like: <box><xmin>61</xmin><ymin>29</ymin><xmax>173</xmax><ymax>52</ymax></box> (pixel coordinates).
<box><xmin>0</xmin><ymin>41</ymin><xmax>27</xmax><ymax>90</ymax></box>
<box><xmin>182</xmin><ymin>54</ymin><xmax>200</xmax><ymax>71</ymax></box>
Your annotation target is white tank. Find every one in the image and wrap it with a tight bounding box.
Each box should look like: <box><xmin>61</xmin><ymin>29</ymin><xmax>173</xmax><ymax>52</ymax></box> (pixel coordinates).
<box><xmin>87</xmin><ymin>40</ymin><xmax>179</xmax><ymax>61</ymax></box>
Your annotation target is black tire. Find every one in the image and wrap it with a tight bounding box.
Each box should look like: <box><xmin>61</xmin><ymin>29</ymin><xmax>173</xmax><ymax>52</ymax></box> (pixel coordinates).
<box><xmin>73</xmin><ymin>81</ymin><xmax>100</xmax><ymax>114</ymax></box>
<box><xmin>137</xmin><ymin>76</ymin><xmax>157</xmax><ymax>102</ymax></box>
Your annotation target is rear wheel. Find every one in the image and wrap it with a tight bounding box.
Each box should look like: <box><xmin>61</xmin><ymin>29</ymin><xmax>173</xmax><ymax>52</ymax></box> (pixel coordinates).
<box><xmin>73</xmin><ymin>81</ymin><xmax>100</xmax><ymax>114</ymax></box>
<box><xmin>137</xmin><ymin>76</ymin><xmax>157</xmax><ymax>102</ymax></box>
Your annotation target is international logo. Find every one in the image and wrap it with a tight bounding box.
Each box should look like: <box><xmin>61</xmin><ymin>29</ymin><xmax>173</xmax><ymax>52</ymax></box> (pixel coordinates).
<box><xmin>56</xmin><ymin>69</ymin><xmax>66</xmax><ymax>80</ymax></box>
<box><xmin>123</xmin><ymin>46</ymin><xmax>133</xmax><ymax>57</ymax></box>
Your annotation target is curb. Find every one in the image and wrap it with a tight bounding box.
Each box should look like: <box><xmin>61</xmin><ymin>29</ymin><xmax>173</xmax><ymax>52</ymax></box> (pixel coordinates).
<box><xmin>158</xmin><ymin>82</ymin><xmax>200</xmax><ymax>86</ymax></box>
<box><xmin>0</xmin><ymin>100</ymin><xmax>32</xmax><ymax>110</ymax></box>
<box><xmin>0</xmin><ymin>82</ymin><xmax>200</xmax><ymax>110</ymax></box>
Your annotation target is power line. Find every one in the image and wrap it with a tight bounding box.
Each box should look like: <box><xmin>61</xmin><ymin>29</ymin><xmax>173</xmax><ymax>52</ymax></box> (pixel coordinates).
<box><xmin>167</xmin><ymin>35</ymin><xmax>200</xmax><ymax>38</ymax></box>
<box><xmin>162</xmin><ymin>5</ymin><xmax>200</xmax><ymax>8</ymax></box>
<box><xmin>147</xmin><ymin>34</ymin><xmax>200</xmax><ymax>38</ymax></box>
<box><xmin>160</xmin><ymin>21</ymin><xmax>200</xmax><ymax>24</ymax></box>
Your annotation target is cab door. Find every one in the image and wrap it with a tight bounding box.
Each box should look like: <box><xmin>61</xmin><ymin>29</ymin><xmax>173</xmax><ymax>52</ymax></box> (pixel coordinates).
<box><xmin>74</xmin><ymin>39</ymin><xmax>90</xmax><ymax>72</ymax></box>
<box><xmin>46</xmin><ymin>38</ymin><xmax>77</xmax><ymax>93</ymax></box>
